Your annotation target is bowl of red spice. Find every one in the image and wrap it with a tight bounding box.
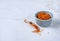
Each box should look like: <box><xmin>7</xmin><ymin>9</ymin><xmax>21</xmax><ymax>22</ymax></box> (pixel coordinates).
<box><xmin>35</xmin><ymin>11</ymin><xmax>53</xmax><ymax>27</ymax></box>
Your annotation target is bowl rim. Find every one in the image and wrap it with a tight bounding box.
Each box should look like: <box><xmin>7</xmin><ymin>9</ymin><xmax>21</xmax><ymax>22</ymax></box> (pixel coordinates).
<box><xmin>35</xmin><ymin>11</ymin><xmax>53</xmax><ymax>21</ymax></box>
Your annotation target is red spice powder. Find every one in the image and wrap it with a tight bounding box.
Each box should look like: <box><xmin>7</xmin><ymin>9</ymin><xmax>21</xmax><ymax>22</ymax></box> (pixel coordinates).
<box><xmin>37</xmin><ymin>11</ymin><xmax>51</xmax><ymax>20</ymax></box>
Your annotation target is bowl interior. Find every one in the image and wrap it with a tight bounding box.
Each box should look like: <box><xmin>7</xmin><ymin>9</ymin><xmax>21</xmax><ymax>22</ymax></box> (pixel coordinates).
<box><xmin>35</xmin><ymin>11</ymin><xmax>53</xmax><ymax>21</ymax></box>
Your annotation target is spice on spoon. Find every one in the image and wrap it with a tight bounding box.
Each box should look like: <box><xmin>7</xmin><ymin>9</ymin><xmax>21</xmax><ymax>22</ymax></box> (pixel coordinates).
<box><xmin>24</xmin><ymin>19</ymin><xmax>41</xmax><ymax>33</ymax></box>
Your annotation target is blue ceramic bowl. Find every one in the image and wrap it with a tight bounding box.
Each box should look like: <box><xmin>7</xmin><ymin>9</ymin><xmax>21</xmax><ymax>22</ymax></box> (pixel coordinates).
<box><xmin>35</xmin><ymin>11</ymin><xmax>53</xmax><ymax>27</ymax></box>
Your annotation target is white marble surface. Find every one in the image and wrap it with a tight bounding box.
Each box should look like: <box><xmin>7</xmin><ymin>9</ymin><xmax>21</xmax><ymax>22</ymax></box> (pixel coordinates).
<box><xmin>0</xmin><ymin>0</ymin><xmax>60</xmax><ymax>41</ymax></box>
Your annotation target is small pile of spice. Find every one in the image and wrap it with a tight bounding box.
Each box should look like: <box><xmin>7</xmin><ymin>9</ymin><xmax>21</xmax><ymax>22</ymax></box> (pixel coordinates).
<box><xmin>36</xmin><ymin>11</ymin><xmax>51</xmax><ymax>20</ymax></box>
<box><xmin>24</xmin><ymin>19</ymin><xmax>41</xmax><ymax>33</ymax></box>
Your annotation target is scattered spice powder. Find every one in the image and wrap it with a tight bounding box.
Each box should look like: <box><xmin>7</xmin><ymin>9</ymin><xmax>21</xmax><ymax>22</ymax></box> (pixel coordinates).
<box><xmin>24</xmin><ymin>19</ymin><xmax>41</xmax><ymax>33</ymax></box>
<box><xmin>37</xmin><ymin>11</ymin><xmax>51</xmax><ymax>20</ymax></box>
